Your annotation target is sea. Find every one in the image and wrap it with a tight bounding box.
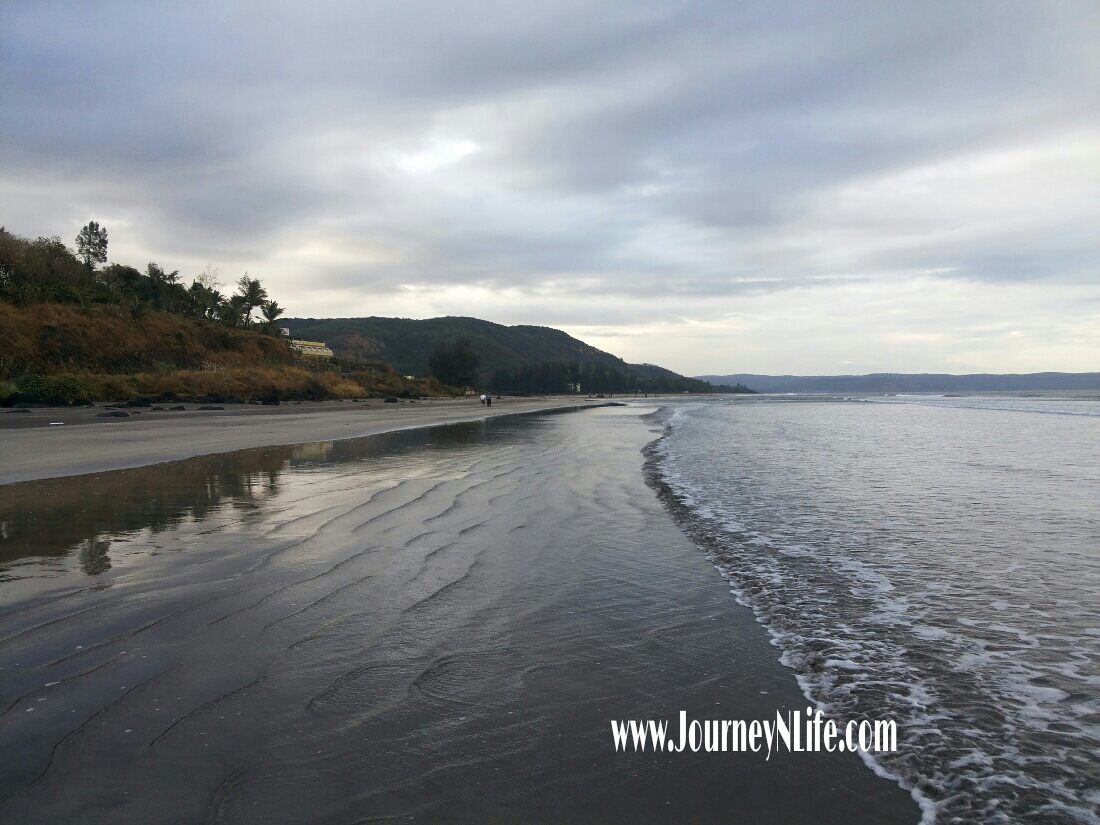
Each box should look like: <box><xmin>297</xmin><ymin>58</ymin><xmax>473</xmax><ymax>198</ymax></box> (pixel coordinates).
<box><xmin>652</xmin><ymin>392</ymin><xmax>1100</xmax><ymax>824</ymax></box>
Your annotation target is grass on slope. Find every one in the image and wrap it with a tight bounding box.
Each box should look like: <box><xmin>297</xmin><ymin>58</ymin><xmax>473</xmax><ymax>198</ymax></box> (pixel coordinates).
<box><xmin>0</xmin><ymin>302</ymin><xmax>450</xmax><ymax>403</ymax></box>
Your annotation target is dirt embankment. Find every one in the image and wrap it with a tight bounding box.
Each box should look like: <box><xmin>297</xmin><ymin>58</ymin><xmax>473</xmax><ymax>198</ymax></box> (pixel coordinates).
<box><xmin>0</xmin><ymin>303</ymin><xmax>446</xmax><ymax>404</ymax></box>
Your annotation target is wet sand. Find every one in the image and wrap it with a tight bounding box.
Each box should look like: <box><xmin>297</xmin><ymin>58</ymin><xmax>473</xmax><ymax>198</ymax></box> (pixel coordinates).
<box><xmin>0</xmin><ymin>406</ymin><xmax>920</xmax><ymax>823</ymax></box>
<box><xmin>0</xmin><ymin>396</ymin><xmax>612</xmax><ymax>484</ymax></box>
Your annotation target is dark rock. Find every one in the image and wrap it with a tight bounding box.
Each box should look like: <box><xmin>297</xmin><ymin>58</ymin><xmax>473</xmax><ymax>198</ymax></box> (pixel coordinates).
<box><xmin>261</xmin><ymin>394</ymin><xmax>280</xmax><ymax>406</ymax></box>
<box><xmin>4</xmin><ymin>408</ymin><xmax>31</xmax><ymax>414</ymax></box>
<box><xmin>126</xmin><ymin>397</ymin><xmax>153</xmax><ymax>408</ymax></box>
<box><xmin>197</xmin><ymin>405</ymin><xmax>225</xmax><ymax>411</ymax></box>
<box><xmin>170</xmin><ymin>405</ymin><xmax>187</xmax><ymax>411</ymax></box>
<box><xmin>2</xmin><ymin>392</ymin><xmax>43</xmax><ymax>408</ymax></box>
<box><xmin>383</xmin><ymin>396</ymin><xmax>399</xmax><ymax>403</ymax></box>
<box><xmin>97</xmin><ymin>411</ymin><xmax>130</xmax><ymax>418</ymax></box>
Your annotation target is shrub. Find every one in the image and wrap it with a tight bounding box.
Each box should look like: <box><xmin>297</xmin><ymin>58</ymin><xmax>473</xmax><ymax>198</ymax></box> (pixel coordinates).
<box><xmin>16</xmin><ymin>374</ymin><xmax>48</xmax><ymax>398</ymax></box>
<box><xmin>14</xmin><ymin>373</ymin><xmax>92</xmax><ymax>403</ymax></box>
<box><xmin>45</xmin><ymin>374</ymin><xmax>90</xmax><ymax>403</ymax></box>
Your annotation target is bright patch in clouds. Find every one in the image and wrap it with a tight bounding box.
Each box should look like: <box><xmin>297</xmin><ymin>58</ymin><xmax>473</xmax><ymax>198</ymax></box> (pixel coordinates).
<box><xmin>393</xmin><ymin>140</ymin><xmax>480</xmax><ymax>173</ymax></box>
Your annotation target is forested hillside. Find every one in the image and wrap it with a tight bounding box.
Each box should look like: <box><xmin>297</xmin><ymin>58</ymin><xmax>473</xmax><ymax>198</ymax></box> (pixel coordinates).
<box><xmin>283</xmin><ymin>317</ymin><xmax>625</xmax><ymax>374</ymax></box>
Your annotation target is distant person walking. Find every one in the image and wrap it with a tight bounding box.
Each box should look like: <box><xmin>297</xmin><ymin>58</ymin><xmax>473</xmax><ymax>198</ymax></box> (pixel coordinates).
<box><xmin>486</xmin><ymin>393</ymin><xmax>492</xmax><ymax>407</ymax></box>
<box><xmin>480</xmin><ymin>394</ymin><xmax>486</xmax><ymax>405</ymax></box>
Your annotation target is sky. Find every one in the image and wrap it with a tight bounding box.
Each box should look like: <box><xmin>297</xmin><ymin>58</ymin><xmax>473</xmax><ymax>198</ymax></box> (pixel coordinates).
<box><xmin>2</xmin><ymin>1</ymin><xmax>1098</xmax><ymax>376</ymax></box>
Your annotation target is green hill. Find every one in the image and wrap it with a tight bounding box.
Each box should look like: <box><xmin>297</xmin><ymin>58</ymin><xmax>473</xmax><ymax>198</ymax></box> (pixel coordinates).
<box><xmin>283</xmin><ymin>316</ymin><xmax>624</xmax><ymax>375</ymax></box>
<box><xmin>283</xmin><ymin>316</ymin><xmax>743</xmax><ymax>394</ymax></box>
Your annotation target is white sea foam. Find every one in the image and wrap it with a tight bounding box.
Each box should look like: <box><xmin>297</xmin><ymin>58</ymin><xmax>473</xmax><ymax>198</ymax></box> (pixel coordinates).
<box><xmin>653</xmin><ymin>394</ymin><xmax>1100</xmax><ymax>824</ymax></box>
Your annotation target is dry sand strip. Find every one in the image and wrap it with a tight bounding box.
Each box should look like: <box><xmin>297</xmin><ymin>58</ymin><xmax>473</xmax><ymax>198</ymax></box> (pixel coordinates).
<box><xmin>0</xmin><ymin>396</ymin><xmax>618</xmax><ymax>485</ymax></box>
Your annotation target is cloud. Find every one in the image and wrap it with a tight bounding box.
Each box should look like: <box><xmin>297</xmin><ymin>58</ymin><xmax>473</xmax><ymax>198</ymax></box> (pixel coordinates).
<box><xmin>1</xmin><ymin>0</ymin><xmax>1097</xmax><ymax>372</ymax></box>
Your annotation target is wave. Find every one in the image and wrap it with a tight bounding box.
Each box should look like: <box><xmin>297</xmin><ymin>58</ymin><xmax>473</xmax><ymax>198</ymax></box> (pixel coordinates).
<box><xmin>644</xmin><ymin>407</ymin><xmax>1100</xmax><ymax>825</ymax></box>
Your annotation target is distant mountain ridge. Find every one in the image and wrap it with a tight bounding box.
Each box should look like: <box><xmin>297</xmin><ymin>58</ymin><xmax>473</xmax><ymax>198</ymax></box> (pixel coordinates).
<box><xmin>699</xmin><ymin>373</ymin><xmax>1100</xmax><ymax>393</ymax></box>
<box><xmin>284</xmin><ymin>316</ymin><xmax>731</xmax><ymax>392</ymax></box>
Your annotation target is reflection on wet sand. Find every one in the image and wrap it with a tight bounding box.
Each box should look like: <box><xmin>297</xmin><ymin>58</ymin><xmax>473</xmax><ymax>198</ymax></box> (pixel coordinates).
<box><xmin>78</xmin><ymin>539</ymin><xmax>111</xmax><ymax>576</ymax></box>
<box><xmin>1</xmin><ymin>447</ymin><xmax>291</xmax><ymax>572</ymax></box>
<box><xmin>0</xmin><ymin>422</ymin><xmax>493</xmax><ymax>579</ymax></box>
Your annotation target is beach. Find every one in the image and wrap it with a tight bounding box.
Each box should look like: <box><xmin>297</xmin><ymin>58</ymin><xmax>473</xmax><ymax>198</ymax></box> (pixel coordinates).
<box><xmin>0</xmin><ymin>403</ymin><xmax>920</xmax><ymax>823</ymax></box>
<box><xmin>0</xmin><ymin>396</ymin><xmax>613</xmax><ymax>485</ymax></box>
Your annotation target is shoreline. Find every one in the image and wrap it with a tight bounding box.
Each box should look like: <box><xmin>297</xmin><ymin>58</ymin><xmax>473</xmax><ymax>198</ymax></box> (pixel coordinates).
<box><xmin>1</xmin><ymin>402</ymin><xmax>920</xmax><ymax>823</ymax></box>
<box><xmin>640</xmin><ymin>407</ymin><xmax>929</xmax><ymax>820</ymax></box>
<box><xmin>0</xmin><ymin>396</ymin><xmax>619</xmax><ymax>485</ymax></box>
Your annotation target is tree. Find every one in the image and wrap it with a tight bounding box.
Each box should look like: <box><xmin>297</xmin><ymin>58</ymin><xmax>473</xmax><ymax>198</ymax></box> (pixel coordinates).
<box><xmin>189</xmin><ymin>265</ymin><xmax>224</xmax><ymax>320</ymax></box>
<box><xmin>256</xmin><ymin>300</ymin><xmax>285</xmax><ymax>335</ymax></box>
<box><xmin>196</xmin><ymin>264</ymin><xmax>222</xmax><ymax>292</ymax></box>
<box><xmin>221</xmin><ymin>294</ymin><xmax>249</xmax><ymax>327</ymax></box>
<box><xmin>75</xmin><ymin>221</ymin><xmax>108</xmax><ymax>270</ymax></box>
<box><xmin>147</xmin><ymin>262</ymin><xmax>179</xmax><ymax>287</ymax></box>
<box><xmin>146</xmin><ymin>262</ymin><xmax>181</xmax><ymax>310</ymax></box>
<box><xmin>187</xmin><ymin>280</ymin><xmax>221</xmax><ymax>320</ymax></box>
<box><xmin>428</xmin><ymin>337</ymin><xmax>480</xmax><ymax>387</ymax></box>
<box><xmin>235</xmin><ymin>275</ymin><xmax>268</xmax><ymax>325</ymax></box>
<box><xmin>261</xmin><ymin>300</ymin><xmax>284</xmax><ymax>323</ymax></box>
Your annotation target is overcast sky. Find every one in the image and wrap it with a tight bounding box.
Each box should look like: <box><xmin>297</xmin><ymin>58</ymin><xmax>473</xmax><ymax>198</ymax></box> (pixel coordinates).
<box><xmin>2</xmin><ymin>1</ymin><xmax>1098</xmax><ymax>375</ymax></box>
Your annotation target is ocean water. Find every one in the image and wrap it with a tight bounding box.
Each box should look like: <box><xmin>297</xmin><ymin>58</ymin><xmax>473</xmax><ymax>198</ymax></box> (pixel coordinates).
<box><xmin>653</xmin><ymin>393</ymin><xmax>1100</xmax><ymax>824</ymax></box>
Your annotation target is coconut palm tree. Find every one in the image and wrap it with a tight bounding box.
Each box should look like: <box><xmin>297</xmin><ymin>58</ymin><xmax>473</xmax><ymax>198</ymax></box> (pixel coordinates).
<box><xmin>235</xmin><ymin>275</ymin><xmax>268</xmax><ymax>325</ymax></box>
<box><xmin>261</xmin><ymin>300</ymin><xmax>284</xmax><ymax>323</ymax></box>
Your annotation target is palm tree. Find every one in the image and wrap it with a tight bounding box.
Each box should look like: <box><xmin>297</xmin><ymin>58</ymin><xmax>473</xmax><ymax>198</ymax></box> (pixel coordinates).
<box><xmin>261</xmin><ymin>300</ymin><xmax>284</xmax><ymax>323</ymax></box>
<box><xmin>147</xmin><ymin>262</ymin><xmax>180</xmax><ymax>311</ymax></box>
<box><xmin>235</xmin><ymin>275</ymin><xmax>268</xmax><ymax>325</ymax></box>
<box><xmin>257</xmin><ymin>300</ymin><xmax>286</xmax><ymax>335</ymax></box>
